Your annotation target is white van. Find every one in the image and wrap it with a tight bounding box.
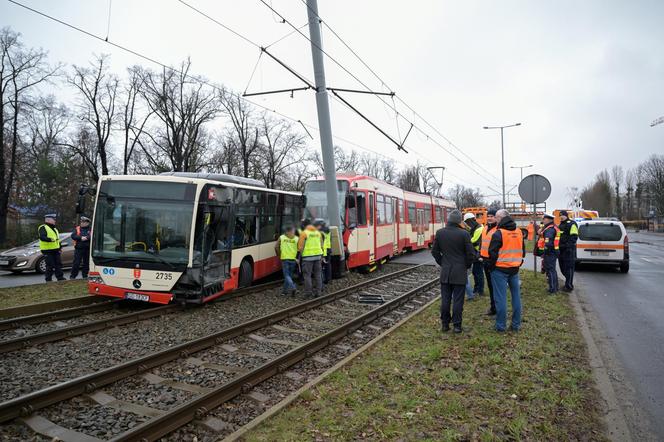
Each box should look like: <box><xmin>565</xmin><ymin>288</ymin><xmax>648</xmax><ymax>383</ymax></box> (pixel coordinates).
<box><xmin>575</xmin><ymin>219</ymin><xmax>629</xmax><ymax>273</ymax></box>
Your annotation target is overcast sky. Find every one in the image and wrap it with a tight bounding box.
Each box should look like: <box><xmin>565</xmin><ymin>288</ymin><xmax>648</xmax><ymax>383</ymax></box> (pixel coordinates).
<box><xmin>2</xmin><ymin>0</ymin><xmax>663</xmax><ymax>209</ymax></box>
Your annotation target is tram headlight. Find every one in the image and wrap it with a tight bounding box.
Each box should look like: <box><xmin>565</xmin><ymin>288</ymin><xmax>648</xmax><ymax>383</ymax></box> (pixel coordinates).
<box><xmin>88</xmin><ymin>275</ymin><xmax>105</xmax><ymax>285</ymax></box>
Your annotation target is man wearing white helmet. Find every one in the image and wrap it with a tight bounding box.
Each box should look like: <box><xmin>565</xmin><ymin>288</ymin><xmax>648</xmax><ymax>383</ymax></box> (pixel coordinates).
<box><xmin>463</xmin><ymin>212</ymin><xmax>484</xmax><ymax>298</ymax></box>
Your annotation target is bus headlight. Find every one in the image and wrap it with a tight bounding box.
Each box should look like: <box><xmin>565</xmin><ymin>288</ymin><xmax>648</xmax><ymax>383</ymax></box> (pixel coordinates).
<box><xmin>88</xmin><ymin>275</ymin><xmax>105</xmax><ymax>285</ymax></box>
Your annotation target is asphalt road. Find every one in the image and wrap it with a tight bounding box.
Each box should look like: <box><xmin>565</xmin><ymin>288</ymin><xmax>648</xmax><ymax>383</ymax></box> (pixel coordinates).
<box><xmin>575</xmin><ymin>231</ymin><xmax>664</xmax><ymax>438</ymax></box>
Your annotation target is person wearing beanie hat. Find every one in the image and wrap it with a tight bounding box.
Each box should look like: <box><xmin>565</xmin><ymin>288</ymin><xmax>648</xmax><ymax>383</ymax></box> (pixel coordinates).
<box><xmin>431</xmin><ymin>208</ymin><xmax>476</xmax><ymax>333</ymax></box>
<box><xmin>557</xmin><ymin>210</ymin><xmax>578</xmax><ymax>291</ymax></box>
<box><xmin>480</xmin><ymin>208</ymin><xmax>498</xmax><ymax>315</ymax></box>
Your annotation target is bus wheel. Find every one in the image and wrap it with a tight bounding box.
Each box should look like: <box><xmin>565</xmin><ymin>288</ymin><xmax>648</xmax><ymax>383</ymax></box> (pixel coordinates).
<box><xmin>238</xmin><ymin>259</ymin><xmax>253</xmax><ymax>288</ymax></box>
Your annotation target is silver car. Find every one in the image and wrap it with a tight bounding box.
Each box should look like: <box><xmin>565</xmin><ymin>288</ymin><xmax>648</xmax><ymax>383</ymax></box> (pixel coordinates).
<box><xmin>0</xmin><ymin>233</ymin><xmax>76</xmax><ymax>273</ymax></box>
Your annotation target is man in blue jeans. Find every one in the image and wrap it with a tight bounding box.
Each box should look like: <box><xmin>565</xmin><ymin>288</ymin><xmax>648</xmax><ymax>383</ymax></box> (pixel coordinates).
<box><xmin>275</xmin><ymin>225</ymin><xmax>299</xmax><ymax>295</ymax></box>
<box><xmin>486</xmin><ymin>209</ymin><xmax>526</xmax><ymax>332</ymax></box>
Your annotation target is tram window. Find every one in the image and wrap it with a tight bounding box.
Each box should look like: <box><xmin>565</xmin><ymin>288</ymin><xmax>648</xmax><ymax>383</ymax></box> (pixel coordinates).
<box><xmin>385</xmin><ymin>197</ymin><xmax>393</xmax><ymax>223</ymax></box>
<box><xmin>376</xmin><ymin>194</ymin><xmax>386</xmax><ymax>225</ymax></box>
<box><xmin>425</xmin><ymin>206</ymin><xmax>431</xmax><ymax>225</ymax></box>
<box><xmin>369</xmin><ymin>194</ymin><xmax>374</xmax><ymax>226</ymax></box>
<box><xmin>399</xmin><ymin>199</ymin><xmax>405</xmax><ymax>223</ymax></box>
<box><xmin>435</xmin><ymin>206</ymin><xmax>442</xmax><ymax>222</ymax></box>
<box><xmin>407</xmin><ymin>202</ymin><xmax>416</xmax><ymax>224</ymax></box>
<box><xmin>356</xmin><ymin>193</ymin><xmax>366</xmax><ymax>225</ymax></box>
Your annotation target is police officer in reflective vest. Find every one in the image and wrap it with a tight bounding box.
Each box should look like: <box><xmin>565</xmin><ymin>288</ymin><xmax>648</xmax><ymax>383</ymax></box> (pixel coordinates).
<box><xmin>538</xmin><ymin>214</ymin><xmax>560</xmax><ymax>294</ymax></box>
<box><xmin>38</xmin><ymin>213</ymin><xmax>65</xmax><ymax>282</ymax></box>
<box><xmin>275</xmin><ymin>225</ymin><xmax>298</xmax><ymax>296</ymax></box>
<box><xmin>70</xmin><ymin>216</ymin><xmax>91</xmax><ymax>279</ymax></box>
<box><xmin>558</xmin><ymin>210</ymin><xmax>579</xmax><ymax>291</ymax></box>
<box><xmin>298</xmin><ymin>219</ymin><xmax>324</xmax><ymax>298</ymax></box>
<box><xmin>487</xmin><ymin>209</ymin><xmax>525</xmax><ymax>332</ymax></box>
<box><xmin>479</xmin><ymin>208</ymin><xmax>498</xmax><ymax>315</ymax></box>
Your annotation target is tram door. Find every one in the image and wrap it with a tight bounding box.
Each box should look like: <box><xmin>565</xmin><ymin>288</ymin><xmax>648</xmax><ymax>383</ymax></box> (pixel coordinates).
<box><xmin>368</xmin><ymin>192</ymin><xmax>376</xmax><ymax>262</ymax></box>
<box><xmin>392</xmin><ymin>197</ymin><xmax>398</xmax><ymax>254</ymax></box>
<box><xmin>416</xmin><ymin>208</ymin><xmax>425</xmax><ymax>247</ymax></box>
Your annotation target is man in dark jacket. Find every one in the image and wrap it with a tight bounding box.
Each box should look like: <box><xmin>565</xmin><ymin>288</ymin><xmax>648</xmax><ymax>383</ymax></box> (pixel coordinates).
<box><xmin>487</xmin><ymin>209</ymin><xmax>526</xmax><ymax>332</ymax></box>
<box><xmin>463</xmin><ymin>212</ymin><xmax>484</xmax><ymax>297</ymax></box>
<box><xmin>558</xmin><ymin>210</ymin><xmax>578</xmax><ymax>291</ymax></box>
<box><xmin>70</xmin><ymin>216</ymin><xmax>91</xmax><ymax>279</ymax></box>
<box><xmin>431</xmin><ymin>209</ymin><xmax>476</xmax><ymax>333</ymax></box>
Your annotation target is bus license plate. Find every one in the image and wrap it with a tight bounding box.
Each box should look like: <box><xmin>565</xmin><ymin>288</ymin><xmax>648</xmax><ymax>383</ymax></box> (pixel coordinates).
<box><xmin>125</xmin><ymin>292</ymin><xmax>150</xmax><ymax>302</ymax></box>
<box><xmin>590</xmin><ymin>251</ymin><xmax>609</xmax><ymax>256</ymax></box>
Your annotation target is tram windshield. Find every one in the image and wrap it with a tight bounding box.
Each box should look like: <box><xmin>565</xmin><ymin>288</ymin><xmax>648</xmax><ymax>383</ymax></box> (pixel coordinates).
<box><xmin>92</xmin><ymin>180</ymin><xmax>197</xmax><ymax>268</ymax></box>
<box><xmin>303</xmin><ymin>180</ymin><xmax>348</xmax><ymax>222</ymax></box>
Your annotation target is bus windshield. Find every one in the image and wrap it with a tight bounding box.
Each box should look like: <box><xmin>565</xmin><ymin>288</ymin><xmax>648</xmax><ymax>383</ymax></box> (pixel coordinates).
<box><xmin>303</xmin><ymin>180</ymin><xmax>348</xmax><ymax>222</ymax></box>
<box><xmin>92</xmin><ymin>180</ymin><xmax>197</xmax><ymax>268</ymax></box>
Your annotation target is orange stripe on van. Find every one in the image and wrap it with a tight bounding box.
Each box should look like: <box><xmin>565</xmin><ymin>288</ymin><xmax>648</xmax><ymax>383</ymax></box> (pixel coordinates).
<box><xmin>577</xmin><ymin>244</ymin><xmax>624</xmax><ymax>250</ymax></box>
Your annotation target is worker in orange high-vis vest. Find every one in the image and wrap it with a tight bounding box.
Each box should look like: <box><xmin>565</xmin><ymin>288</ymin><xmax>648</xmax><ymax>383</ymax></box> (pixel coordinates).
<box><xmin>70</xmin><ymin>216</ymin><xmax>91</xmax><ymax>279</ymax></box>
<box><xmin>479</xmin><ymin>208</ymin><xmax>498</xmax><ymax>316</ymax></box>
<box><xmin>487</xmin><ymin>209</ymin><xmax>526</xmax><ymax>332</ymax></box>
<box><xmin>538</xmin><ymin>214</ymin><xmax>560</xmax><ymax>294</ymax></box>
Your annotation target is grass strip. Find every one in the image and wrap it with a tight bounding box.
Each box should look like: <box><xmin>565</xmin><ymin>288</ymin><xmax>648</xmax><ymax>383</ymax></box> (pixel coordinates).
<box><xmin>245</xmin><ymin>270</ymin><xmax>606</xmax><ymax>441</ymax></box>
<box><xmin>0</xmin><ymin>280</ymin><xmax>87</xmax><ymax>309</ymax></box>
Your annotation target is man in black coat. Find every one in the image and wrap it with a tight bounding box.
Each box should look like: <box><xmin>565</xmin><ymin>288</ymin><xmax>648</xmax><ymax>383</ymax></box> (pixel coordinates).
<box><xmin>431</xmin><ymin>209</ymin><xmax>476</xmax><ymax>333</ymax></box>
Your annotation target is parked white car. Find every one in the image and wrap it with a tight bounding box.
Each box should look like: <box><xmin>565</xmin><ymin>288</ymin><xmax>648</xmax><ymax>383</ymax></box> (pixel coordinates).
<box><xmin>575</xmin><ymin>219</ymin><xmax>629</xmax><ymax>273</ymax></box>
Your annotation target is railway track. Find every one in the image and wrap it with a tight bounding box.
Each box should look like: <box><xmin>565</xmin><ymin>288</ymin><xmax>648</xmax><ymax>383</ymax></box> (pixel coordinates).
<box><xmin>0</xmin><ymin>280</ymin><xmax>283</xmax><ymax>355</ymax></box>
<box><xmin>0</xmin><ymin>265</ymin><xmax>437</xmax><ymax>441</ymax></box>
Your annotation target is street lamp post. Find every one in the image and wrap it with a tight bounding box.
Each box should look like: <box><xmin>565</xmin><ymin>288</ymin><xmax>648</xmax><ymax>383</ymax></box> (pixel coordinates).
<box><xmin>511</xmin><ymin>164</ymin><xmax>533</xmax><ymax>182</ymax></box>
<box><xmin>483</xmin><ymin>123</ymin><xmax>522</xmax><ymax>207</ymax></box>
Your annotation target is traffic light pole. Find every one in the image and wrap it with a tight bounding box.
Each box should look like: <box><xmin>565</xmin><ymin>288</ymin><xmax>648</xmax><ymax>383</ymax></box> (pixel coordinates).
<box><xmin>306</xmin><ymin>0</ymin><xmax>344</xmax><ymax>264</ymax></box>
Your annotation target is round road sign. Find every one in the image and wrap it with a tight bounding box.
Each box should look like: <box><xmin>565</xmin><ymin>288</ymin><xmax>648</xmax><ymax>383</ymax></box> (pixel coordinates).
<box><xmin>518</xmin><ymin>174</ymin><xmax>551</xmax><ymax>204</ymax></box>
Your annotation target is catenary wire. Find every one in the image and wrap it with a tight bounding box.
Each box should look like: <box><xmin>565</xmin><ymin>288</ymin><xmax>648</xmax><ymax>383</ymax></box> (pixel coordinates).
<box><xmin>297</xmin><ymin>0</ymin><xmax>502</xmax><ymax>183</ymax></box>
<box><xmin>256</xmin><ymin>0</ymin><xmax>503</xmax><ymax>188</ymax></box>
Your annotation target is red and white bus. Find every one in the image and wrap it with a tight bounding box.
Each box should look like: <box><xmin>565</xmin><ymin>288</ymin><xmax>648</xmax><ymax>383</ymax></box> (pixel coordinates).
<box><xmin>304</xmin><ymin>173</ymin><xmax>456</xmax><ymax>270</ymax></box>
<box><xmin>88</xmin><ymin>173</ymin><xmax>303</xmax><ymax>304</ymax></box>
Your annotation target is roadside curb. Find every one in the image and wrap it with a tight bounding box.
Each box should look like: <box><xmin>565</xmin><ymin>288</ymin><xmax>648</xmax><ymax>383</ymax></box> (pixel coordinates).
<box><xmin>568</xmin><ymin>288</ymin><xmax>632</xmax><ymax>442</ymax></box>
<box><xmin>221</xmin><ymin>292</ymin><xmax>439</xmax><ymax>441</ymax></box>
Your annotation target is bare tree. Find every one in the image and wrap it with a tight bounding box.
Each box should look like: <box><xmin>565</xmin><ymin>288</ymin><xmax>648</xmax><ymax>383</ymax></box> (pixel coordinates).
<box><xmin>581</xmin><ymin>170</ymin><xmax>613</xmax><ymax>215</ymax></box>
<box><xmin>67</xmin><ymin>54</ymin><xmax>118</xmax><ymax>179</ymax></box>
<box><xmin>624</xmin><ymin>169</ymin><xmax>635</xmax><ymax>220</ymax></box>
<box><xmin>445</xmin><ymin>184</ymin><xmax>485</xmax><ymax>209</ymax></box>
<box><xmin>219</xmin><ymin>88</ymin><xmax>259</xmax><ymax>178</ymax></box>
<box><xmin>397</xmin><ymin>166</ymin><xmax>420</xmax><ymax>192</ymax></box>
<box><xmin>119</xmin><ymin>66</ymin><xmax>152</xmax><ymax>174</ymax></box>
<box><xmin>310</xmin><ymin>145</ymin><xmax>359</xmax><ymax>175</ymax></box>
<box><xmin>253</xmin><ymin>114</ymin><xmax>306</xmax><ymax>189</ymax></box>
<box><xmin>639</xmin><ymin>154</ymin><xmax>664</xmax><ymax>216</ymax></box>
<box><xmin>0</xmin><ymin>27</ymin><xmax>59</xmax><ymax>243</ymax></box>
<box><xmin>611</xmin><ymin>165</ymin><xmax>624</xmax><ymax>218</ymax></box>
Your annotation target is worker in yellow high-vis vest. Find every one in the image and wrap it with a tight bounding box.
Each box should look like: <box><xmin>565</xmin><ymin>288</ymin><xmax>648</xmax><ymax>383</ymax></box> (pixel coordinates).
<box><xmin>298</xmin><ymin>219</ymin><xmax>324</xmax><ymax>298</ymax></box>
<box><xmin>38</xmin><ymin>213</ymin><xmax>65</xmax><ymax>282</ymax></box>
<box><xmin>275</xmin><ymin>225</ymin><xmax>299</xmax><ymax>296</ymax></box>
<box><xmin>315</xmin><ymin>219</ymin><xmax>332</xmax><ymax>285</ymax></box>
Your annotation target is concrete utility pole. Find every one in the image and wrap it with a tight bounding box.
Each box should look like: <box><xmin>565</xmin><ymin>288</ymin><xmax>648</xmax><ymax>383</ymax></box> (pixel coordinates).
<box><xmin>306</xmin><ymin>0</ymin><xmax>342</xmax><ymax>232</ymax></box>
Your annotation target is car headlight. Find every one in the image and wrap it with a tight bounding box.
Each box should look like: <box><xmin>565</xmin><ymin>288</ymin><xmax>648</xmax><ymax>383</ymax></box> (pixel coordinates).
<box><xmin>15</xmin><ymin>261</ymin><xmax>28</xmax><ymax>267</ymax></box>
<box><xmin>88</xmin><ymin>276</ymin><xmax>105</xmax><ymax>284</ymax></box>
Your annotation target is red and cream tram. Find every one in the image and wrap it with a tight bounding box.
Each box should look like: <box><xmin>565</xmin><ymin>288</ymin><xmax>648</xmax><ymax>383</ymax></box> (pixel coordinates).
<box><xmin>304</xmin><ymin>173</ymin><xmax>456</xmax><ymax>270</ymax></box>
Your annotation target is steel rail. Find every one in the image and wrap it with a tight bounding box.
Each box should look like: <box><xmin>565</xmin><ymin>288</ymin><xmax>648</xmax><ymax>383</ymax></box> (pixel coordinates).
<box><xmin>112</xmin><ymin>276</ymin><xmax>439</xmax><ymax>441</ymax></box>
<box><xmin>0</xmin><ymin>304</ymin><xmax>181</xmax><ymax>354</ymax></box>
<box><xmin>0</xmin><ymin>299</ymin><xmax>120</xmax><ymax>331</ymax></box>
<box><xmin>0</xmin><ymin>265</ymin><xmax>422</xmax><ymax>423</ymax></box>
<box><xmin>0</xmin><ymin>279</ymin><xmax>284</xmax><ymax>354</ymax></box>
<box><xmin>0</xmin><ymin>295</ymin><xmax>106</xmax><ymax>319</ymax></box>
